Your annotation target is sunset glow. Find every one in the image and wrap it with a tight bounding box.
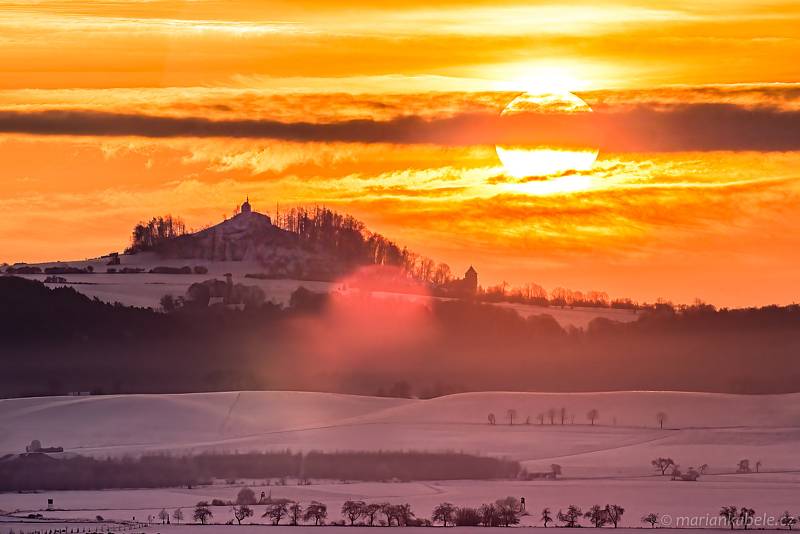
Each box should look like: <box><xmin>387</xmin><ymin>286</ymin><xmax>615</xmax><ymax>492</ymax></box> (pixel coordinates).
<box><xmin>1</xmin><ymin>0</ymin><xmax>799</xmax><ymax>307</ymax></box>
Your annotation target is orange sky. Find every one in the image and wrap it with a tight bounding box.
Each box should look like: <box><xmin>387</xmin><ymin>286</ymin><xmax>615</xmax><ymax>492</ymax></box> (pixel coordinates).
<box><xmin>1</xmin><ymin>0</ymin><xmax>799</xmax><ymax>307</ymax></box>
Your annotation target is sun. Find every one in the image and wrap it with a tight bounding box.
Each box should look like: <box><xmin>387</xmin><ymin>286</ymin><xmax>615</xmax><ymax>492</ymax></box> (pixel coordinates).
<box><xmin>496</xmin><ymin>90</ymin><xmax>599</xmax><ymax>179</ymax></box>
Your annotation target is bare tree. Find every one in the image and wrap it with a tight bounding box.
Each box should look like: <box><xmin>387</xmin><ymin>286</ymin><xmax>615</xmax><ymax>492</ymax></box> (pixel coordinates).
<box><xmin>232</xmin><ymin>505</ymin><xmax>253</xmax><ymax>525</ymax></box>
<box><xmin>289</xmin><ymin>502</ymin><xmax>303</xmax><ymax>526</ymax></box>
<box><xmin>755</xmin><ymin>460</ymin><xmax>762</xmax><ymax>473</ymax></box>
<box><xmin>651</xmin><ymin>457</ymin><xmax>676</xmax><ymax>475</ymax></box>
<box><xmin>172</xmin><ymin>508</ymin><xmax>184</xmax><ymax>525</ymax></box>
<box><xmin>551</xmin><ymin>464</ymin><xmax>563</xmax><ymax>478</ymax></box>
<box><xmin>605</xmin><ymin>505</ymin><xmax>625</xmax><ymax>528</ymax></box>
<box><xmin>263</xmin><ymin>502</ymin><xmax>289</xmax><ymax>525</ymax></box>
<box><xmin>495</xmin><ymin>497</ymin><xmax>522</xmax><ymax>527</ymax></box>
<box><xmin>587</xmin><ymin>409</ymin><xmax>599</xmax><ymax>425</ymax></box>
<box><xmin>779</xmin><ymin>511</ymin><xmax>797</xmax><ymax>530</ymax></box>
<box><xmin>363</xmin><ymin>503</ymin><xmax>382</xmax><ymax>526</ymax></box>
<box><xmin>558</xmin><ymin>505</ymin><xmax>582</xmax><ymax>528</ymax></box>
<box><xmin>488</xmin><ymin>413</ymin><xmax>496</xmax><ymax>425</ymax></box>
<box><xmin>193</xmin><ymin>502</ymin><xmax>212</xmax><ymax>525</ymax></box>
<box><xmin>342</xmin><ymin>501</ymin><xmax>366</xmax><ymax>525</ymax></box>
<box><xmin>542</xmin><ymin>507</ymin><xmax>553</xmax><ymax>528</ymax></box>
<box><xmin>537</xmin><ymin>413</ymin><xmax>545</xmax><ymax>425</ymax></box>
<box><xmin>507</xmin><ymin>409</ymin><xmax>517</xmax><ymax>425</ymax></box>
<box><xmin>157</xmin><ymin>509</ymin><xmax>169</xmax><ymax>524</ymax></box>
<box><xmin>547</xmin><ymin>408</ymin><xmax>557</xmax><ymax>425</ymax></box>
<box><xmin>304</xmin><ymin>501</ymin><xmax>328</xmax><ymax>526</ymax></box>
<box><xmin>720</xmin><ymin>506</ymin><xmax>738</xmax><ymax>530</ymax></box>
<box><xmin>641</xmin><ymin>513</ymin><xmax>659</xmax><ymax>528</ymax></box>
<box><xmin>739</xmin><ymin>508</ymin><xmax>756</xmax><ymax>530</ymax></box>
<box><xmin>585</xmin><ymin>505</ymin><xmax>607</xmax><ymax>528</ymax></box>
<box><xmin>432</xmin><ymin>503</ymin><xmax>457</xmax><ymax>527</ymax></box>
<box><xmin>656</xmin><ymin>412</ymin><xmax>668</xmax><ymax>429</ymax></box>
<box><xmin>738</xmin><ymin>459</ymin><xmax>751</xmax><ymax>473</ymax></box>
<box><xmin>560</xmin><ymin>407</ymin><xmax>567</xmax><ymax>425</ymax></box>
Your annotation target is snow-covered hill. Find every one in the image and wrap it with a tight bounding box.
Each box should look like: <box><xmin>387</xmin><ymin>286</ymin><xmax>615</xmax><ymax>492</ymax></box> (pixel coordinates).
<box><xmin>2</xmin><ymin>390</ymin><xmax>798</xmax><ymax>475</ymax></box>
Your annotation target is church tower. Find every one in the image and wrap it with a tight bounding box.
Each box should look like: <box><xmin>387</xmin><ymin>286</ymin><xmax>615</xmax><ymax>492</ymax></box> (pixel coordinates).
<box><xmin>464</xmin><ymin>266</ymin><xmax>478</xmax><ymax>294</ymax></box>
<box><xmin>241</xmin><ymin>196</ymin><xmax>252</xmax><ymax>214</ymax></box>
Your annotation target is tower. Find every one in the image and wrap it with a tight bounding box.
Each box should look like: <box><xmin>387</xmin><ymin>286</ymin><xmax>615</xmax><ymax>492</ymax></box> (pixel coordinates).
<box><xmin>464</xmin><ymin>266</ymin><xmax>478</xmax><ymax>294</ymax></box>
<box><xmin>241</xmin><ymin>196</ymin><xmax>252</xmax><ymax>214</ymax></box>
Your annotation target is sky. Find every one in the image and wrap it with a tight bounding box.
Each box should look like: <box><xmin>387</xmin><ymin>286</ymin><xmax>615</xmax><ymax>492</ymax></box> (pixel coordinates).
<box><xmin>1</xmin><ymin>0</ymin><xmax>799</xmax><ymax>307</ymax></box>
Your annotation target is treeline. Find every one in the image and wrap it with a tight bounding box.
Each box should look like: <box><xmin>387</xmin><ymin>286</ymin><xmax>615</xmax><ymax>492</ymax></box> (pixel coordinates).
<box><xmin>274</xmin><ymin>206</ymin><xmax>455</xmax><ymax>285</ymax></box>
<box><xmin>481</xmin><ymin>282</ymin><xmax>636</xmax><ymax>309</ymax></box>
<box><xmin>126</xmin><ymin>215</ymin><xmax>187</xmax><ymax>253</ymax></box>
<box><xmin>0</xmin><ymin>451</ymin><xmax>521</xmax><ymax>492</ymax></box>
<box><xmin>2</xmin><ymin>276</ymin><xmax>800</xmax><ymax>397</ymax></box>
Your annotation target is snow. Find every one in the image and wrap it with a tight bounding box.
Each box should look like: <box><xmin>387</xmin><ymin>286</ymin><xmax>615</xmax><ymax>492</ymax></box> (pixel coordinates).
<box><xmin>1</xmin><ymin>390</ymin><xmax>799</xmax><ymax>529</ymax></box>
<box><xmin>10</xmin><ymin>253</ymin><xmax>638</xmax><ymax>329</ymax></box>
<box><xmin>1</xmin><ymin>390</ymin><xmax>799</xmax><ymax>473</ymax></box>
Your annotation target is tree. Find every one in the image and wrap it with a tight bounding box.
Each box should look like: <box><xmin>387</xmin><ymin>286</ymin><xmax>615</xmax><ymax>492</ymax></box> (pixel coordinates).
<box><xmin>232</xmin><ymin>505</ymin><xmax>253</xmax><ymax>525</ymax></box>
<box><xmin>560</xmin><ymin>407</ymin><xmax>567</xmax><ymax>425</ymax></box>
<box><xmin>587</xmin><ymin>409</ymin><xmax>599</xmax><ymax>425</ymax></box>
<box><xmin>432</xmin><ymin>503</ymin><xmax>457</xmax><ymax>527</ymax></box>
<box><xmin>495</xmin><ymin>497</ymin><xmax>522</xmax><ymax>527</ymax></box>
<box><xmin>157</xmin><ymin>509</ymin><xmax>169</xmax><ymax>524</ymax></box>
<box><xmin>454</xmin><ymin>507</ymin><xmax>481</xmax><ymax>527</ymax></box>
<box><xmin>755</xmin><ymin>460</ymin><xmax>762</xmax><ymax>473</ymax></box>
<box><xmin>605</xmin><ymin>505</ymin><xmax>624</xmax><ymax>528</ymax></box>
<box><xmin>720</xmin><ymin>506</ymin><xmax>738</xmax><ymax>530</ymax></box>
<box><xmin>585</xmin><ymin>505</ymin><xmax>608</xmax><ymax>528</ymax></box>
<box><xmin>304</xmin><ymin>501</ymin><xmax>328</xmax><ymax>526</ymax></box>
<box><xmin>392</xmin><ymin>504</ymin><xmax>415</xmax><ymax>526</ymax></box>
<box><xmin>478</xmin><ymin>504</ymin><xmax>501</xmax><ymax>527</ymax></box>
<box><xmin>739</xmin><ymin>508</ymin><xmax>755</xmax><ymax>530</ymax></box>
<box><xmin>172</xmin><ymin>508</ymin><xmax>184</xmax><ymax>525</ymax></box>
<box><xmin>551</xmin><ymin>464</ymin><xmax>563</xmax><ymax>478</ymax></box>
<box><xmin>547</xmin><ymin>408</ymin><xmax>557</xmax><ymax>425</ymax></box>
<box><xmin>236</xmin><ymin>487</ymin><xmax>257</xmax><ymax>505</ymax></box>
<box><xmin>488</xmin><ymin>413</ymin><xmax>496</xmax><ymax>425</ymax></box>
<box><xmin>541</xmin><ymin>507</ymin><xmax>553</xmax><ymax>527</ymax></box>
<box><xmin>779</xmin><ymin>511</ymin><xmax>797</xmax><ymax>530</ymax></box>
<box><xmin>289</xmin><ymin>502</ymin><xmax>303</xmax><ymax>526</ymax></box>
<box><xmin>264</xmin><ymin>502</ymin><xmax>289</xmax><ymax>525</ymax></box>
<box><xmin>193</xmin><ymin>502</ymin><xmax>212</xmax><ymax>525</ymax></box>
<box><xmin>558</xmin><ymin>505</ymin><xmax>582</xmax><ymax>528</ymax></box>
<box><xmin>363</xmin><ymin>503</ymin><xmax>382</xmax><ymax>526</ymax></box>
<box><xmin>738</xmin><ymin>459</ymin><xmax>751</xmax><ymax>473</ymax></box>
<box><xmin>537</xmin><ymin>413</ymin><xmax>545</xmax><ymax>425</ymax></box>
<box><xmin>641</xmin><ymin>513</ymin><xmax>659</xmax><ymax>528</ymax></box>
<box><xmin>651</xmin><ymin>457</ymin><xmax>676</xmax><ymax>475</ymax></box>
<box><xmin>342</xmin><ymin>500</ymin><xmax>366</xmax><ymax>525</ymax></box>
<box><xmin>507</xmin><ymin>409</ymin><xmax>517</xmax><ymax>425</ymax></box>
<box><xmin>656</xmin><ymin>412</ymin><xmax>668</xmax><ymax>429</ymax></box>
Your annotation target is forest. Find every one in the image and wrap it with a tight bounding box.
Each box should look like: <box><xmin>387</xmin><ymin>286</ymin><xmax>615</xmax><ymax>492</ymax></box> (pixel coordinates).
<box><xmin>1</xmin><ymin>276</ymin><xmax>799</xmax><ymax>398</ymax></box>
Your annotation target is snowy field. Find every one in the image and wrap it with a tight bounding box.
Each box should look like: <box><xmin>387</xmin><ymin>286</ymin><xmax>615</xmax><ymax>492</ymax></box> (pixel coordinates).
<box><xmin>10</xmin><ymin>253</ymin><xmax>638</xmax><ymax>329</ymax></box>
<box><xmin>1</xmin><ymin>391</ymin><xmax>799</xmax><ymax>528</ymax></box>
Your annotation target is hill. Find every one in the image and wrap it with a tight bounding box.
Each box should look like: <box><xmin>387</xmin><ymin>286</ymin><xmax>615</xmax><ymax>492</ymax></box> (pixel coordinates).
<box><xmin>2</xmin><ymin>390</ymin><xmax>799</xmax><ymax>475</ymax></box>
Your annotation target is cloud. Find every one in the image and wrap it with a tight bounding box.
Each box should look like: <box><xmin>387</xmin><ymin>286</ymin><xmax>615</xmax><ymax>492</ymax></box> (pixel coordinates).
<box><xmin>1</xmin><ymin>103</ymin><xmax>799</xmax><ymax>152</ymax></box>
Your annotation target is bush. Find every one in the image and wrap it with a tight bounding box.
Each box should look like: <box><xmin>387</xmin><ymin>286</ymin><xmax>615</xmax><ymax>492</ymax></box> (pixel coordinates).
<box><xmin>236</xmin><ymin>487</ymin><xmax>257</xmax><ymax>505</ymax></box>
<box><xmin>150</xmin><ymin>266</ymin><xmax>192</xmax><ymax>275</ymax></box>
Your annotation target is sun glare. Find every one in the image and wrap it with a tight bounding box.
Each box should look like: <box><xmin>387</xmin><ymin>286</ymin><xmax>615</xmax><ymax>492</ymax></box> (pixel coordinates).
<box><xmin>495</xmin><ymin>90</ymin><xmax>599</xmax><ymax>179</ymax></box>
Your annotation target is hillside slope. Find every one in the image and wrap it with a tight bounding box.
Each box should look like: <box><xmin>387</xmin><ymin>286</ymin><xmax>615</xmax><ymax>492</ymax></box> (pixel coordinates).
<box><xmin>2</xmin><ymin>391</ymin><xmax>799</xmax><ymax>476</ymax></box>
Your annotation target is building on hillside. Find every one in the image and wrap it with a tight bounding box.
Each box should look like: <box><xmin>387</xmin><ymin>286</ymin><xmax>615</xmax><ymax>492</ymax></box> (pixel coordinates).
<box><xmin>464</xmin><ymin>265</ymin><xmax>478</xmax><ymax>294</ymax></box>
<box><xmin>442</xmin><ymin>266</ymin><xmax>479</xmax><ymax>297</ymax></box>
<box><xmin>241</xmin><ymin>196</ymin><xmax>252</xmax><ymax>214</ymax></box>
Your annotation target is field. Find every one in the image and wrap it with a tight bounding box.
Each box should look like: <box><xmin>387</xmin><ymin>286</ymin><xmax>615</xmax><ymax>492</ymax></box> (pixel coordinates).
<box><xmin>1</xmin><ymin>391</ymin><xmax>799</xmax><ymax>529</ymax></box>
<box><xmin>12</xmin><ymin>251</ymin><xmax>638</xmax><ymax>329</ymax></box>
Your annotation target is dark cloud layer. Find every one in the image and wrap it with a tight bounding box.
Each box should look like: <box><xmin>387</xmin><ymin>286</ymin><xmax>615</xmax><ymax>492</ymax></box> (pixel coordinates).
<box><xmin>0</xmin><ymin>104</ymin><xmax>798</xmax><ymax>151</ymax></box>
